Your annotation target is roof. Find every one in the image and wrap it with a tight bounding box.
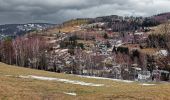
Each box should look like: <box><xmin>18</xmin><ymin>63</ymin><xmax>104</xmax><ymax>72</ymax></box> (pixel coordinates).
<box><xmin>134</xmin><ymin>32</ymin><xmax>144</xmax><ymax>35</ymax></box>
<box><xmin>156</xmin><ymin>50</ymin><xmax>168</xmax><ymax>56</ymax></box>
<box><xmin>131</xmin><ymin>67</ymin><xmax>142</xmax><ymax>71</ymax></box>
<box><xmin>153</xmin><ymin>70</ymin><xmax>169</xmax><ymax>74</ymax></box>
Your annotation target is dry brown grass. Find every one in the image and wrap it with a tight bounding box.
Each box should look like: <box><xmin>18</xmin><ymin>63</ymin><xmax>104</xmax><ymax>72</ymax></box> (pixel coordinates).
<box><xmin>140</xmin><ymin>48</ymin><xmax>158</xmax><ymax>55</ymax></box>
<box><xmin>0</xmin><ymin>63</ymin><xmax>170</xmax><ymax>100</ymax></box>
<box><xmin>49</xmin><ymin>26</ymin><xmax>78</xmax><ymax>33</ymax></box>
<box><xmin>28</xmin><ymin>25</ymin><xmax>80</xmax><ymax>36</ymax></box>
<box><xmin>149</xmin><ymin>23</ymin><xmax>170</xmax><ymax>35</ymax></box>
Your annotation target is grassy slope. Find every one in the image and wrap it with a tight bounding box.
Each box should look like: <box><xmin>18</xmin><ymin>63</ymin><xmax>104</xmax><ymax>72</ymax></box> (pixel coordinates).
<box><xmin>32</xmin><ymin>19</ymin><xmax>89</xmax><ymax>35</ymax></box>
<box><xmin>149</xmin><ymin>23</ymin><xmax>170</xmax><ymax>35</ymax></box>
<box><xmin>0</xmin><ymin>63</ymin><xmax>170</xmax><ymax>100</ymax></box>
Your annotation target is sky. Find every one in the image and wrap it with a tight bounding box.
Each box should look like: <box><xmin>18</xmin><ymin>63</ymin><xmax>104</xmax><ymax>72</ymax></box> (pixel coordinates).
<box><xmin>0</xmin><ymin>0</ymin><xmax>170</xmax><ymax>24</ymax></box>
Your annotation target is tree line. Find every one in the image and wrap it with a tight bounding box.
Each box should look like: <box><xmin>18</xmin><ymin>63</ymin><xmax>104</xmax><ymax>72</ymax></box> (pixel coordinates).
<box><xmin>0</xmin><ymin>36</ymin><xmax>48</xmax><ymax>70</ymax></box>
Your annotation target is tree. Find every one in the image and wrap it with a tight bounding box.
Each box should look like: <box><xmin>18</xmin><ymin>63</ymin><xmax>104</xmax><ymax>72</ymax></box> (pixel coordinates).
<box><xmin>77</xmin><ymin>43</ymin><xmax>84</xmax><ymax>49</ymax></box>
<box><xmin>12</xmin><ymin>36</ymin><xmax>47</xmax><ymax>69</ymax></box>
<box><xmin>0</xmin><ymin>37</ymin><xmax>14</xmax><ymax>64</ymax></box>
<box><xmin>103</xmin><ymin>33</ymin><xmax>108</xmax><ymax>39</ymax></box>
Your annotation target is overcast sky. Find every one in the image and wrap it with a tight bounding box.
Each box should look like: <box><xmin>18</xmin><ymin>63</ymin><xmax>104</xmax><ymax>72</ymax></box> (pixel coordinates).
<box><xmin>0</xmin><ymin>0</ymin><xmax>170</xmax><ymax>24</ymax></box>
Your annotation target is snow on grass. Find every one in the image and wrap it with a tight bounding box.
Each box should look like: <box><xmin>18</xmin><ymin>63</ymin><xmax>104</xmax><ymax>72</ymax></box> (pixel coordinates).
<box><xmin>19</xmin><ymin>75</ymin><xmax>104</xmax><ymax>87</ymax></box>
<box><xmin>64</xmin><ymin>92</ymin><xmax>77</xmax><ymax>96</ymax></box>
<box><xmin>77</xmin><ymin>75</ymin><xmax>134</xmax><ymax>83</ymax></box>
<box><xmin>4</xmin><ymin>75</ymin><xmax>13</xmax><ymax>77</ymax></box>
<box><xmin>140</xmin><ymin>83</ymin><xmax>156</xmax><ymax>86</ymax></box>
<box><xmin>111</xmin><ymin>79</ymin><xmax>134</xmax><ymax>83</ymax></box>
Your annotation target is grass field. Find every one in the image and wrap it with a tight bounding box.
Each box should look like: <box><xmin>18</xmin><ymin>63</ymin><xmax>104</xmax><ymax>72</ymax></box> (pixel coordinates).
<box><xmin>0</xmin><ymin>63</ymin><xmax>170</xmax><ymax>100</ymax></box>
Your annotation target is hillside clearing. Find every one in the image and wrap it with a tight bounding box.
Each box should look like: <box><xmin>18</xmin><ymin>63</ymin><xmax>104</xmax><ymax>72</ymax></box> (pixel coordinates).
<box><xmin>0</xmin><ymin>63</ymin><xmax>170</xmax><ymax>100</ymax></box>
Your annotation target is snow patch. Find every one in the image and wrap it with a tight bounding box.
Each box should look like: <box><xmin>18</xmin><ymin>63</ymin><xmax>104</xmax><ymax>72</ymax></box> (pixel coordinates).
<box><xmin>140</xmin><ymin>83</ymin><xmax>156</xmax><ymax>86</ymax></box>
<box><xmin>134</xmin><ymin>32</ymin><xmax>144</xmax><ymax>35</ymax></box>
<box><xmin>19</xmin><ymin>75</ymin><xmax>104</xmax><ymax>87</ymax></box>
<box><xmin>4</xmin><ymin>75</ymin><xmax>13</xmax><ymax>77</ymax></box>
<box><xmin>111</xmin><ymin>79</ymin><xmax>134</xmax><ymax>83</ymax></box>
<box><xmin>156</xmin><ymin>50</ymin><xmax>168</xmax><ymax>56</ymax></box>
<box><xmin>64</xmin><ymin>92</ymin><xmax>77</xmax><ymax>96</ymax></box>
<box><xmin>77</xmin><ymin>75</ymin><xmax>134</xmax><ymax>83</ymax></box>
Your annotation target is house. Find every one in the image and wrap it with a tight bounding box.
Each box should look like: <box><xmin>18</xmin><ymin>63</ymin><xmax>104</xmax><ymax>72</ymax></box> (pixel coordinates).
<box><xmin>129</xmin><ymin>64</ymin><xmax>142</xmax><ymax>80</ymax></box>
<box><xmin>138</xmin><ymin>71</ymin><xmax>151</xmax><ymax>82</ymax></box>
<box><xmin>109</xmin><ymin>65</ymin><xmax>122</xmax><ymax>79</ymax></box>
<box><xmin>155</xmin><ymin>49</ymin><xmax>168</xmax><ymax>57</ymax></box>
<box><xmin>134</xmin><ymin>32</ymin><xmax>148</xmax><ymax>43</ymax></box>
<box><xmin>122</xmin><ymin>33</ymin><xmax>134</xmax><ymax>43</ymax></box>
<box><xmin>122</xmin><ymin>32</ymin><xmax>148</xmax><ymax>44</ymax></box>
<box><xmin>152</xmin><ymin>70</ymin><xmax>170</xmax><ymax>81</ymax></box>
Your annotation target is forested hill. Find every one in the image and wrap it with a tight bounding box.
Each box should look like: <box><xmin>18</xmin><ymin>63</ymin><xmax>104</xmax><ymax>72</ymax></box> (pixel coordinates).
<box><xmin>0</xmin><ymin>23</ymin><xmax>55</xmax><ymax>39</ymax></box>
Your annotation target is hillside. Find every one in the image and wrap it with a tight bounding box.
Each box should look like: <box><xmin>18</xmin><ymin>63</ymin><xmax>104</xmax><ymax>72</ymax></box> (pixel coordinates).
<box><xmin>27</xmin><ymin>12</ymin><xmax>170</xmax><ymax>36</ymax></box>
<box><xmin>149</xmin><ymin>22</ymin><xmax>170</xmax><ymax>35</ymax></box>
<box><xmin>1</xmin><ymin>12</ymin><xmax>169</xmax><ymax>38</ymax></box>
<box><xmin>153</xmin><ymin>12</ymin><xmax>170</xmax><ymax>23</ymax></box>
<box><xmin>0</xmin><ymin>23</ymin><xmax>54</xmax><ymax>39</ymax></box>
<box><xmin>0</xmin><ymin>63</ymin><xmax>170</xmax><ymax>100</ymax></box>
<box><xmin>63</xmin><ymin>18</ymin><xmax>90</xmax><ymax>27</ymax></box>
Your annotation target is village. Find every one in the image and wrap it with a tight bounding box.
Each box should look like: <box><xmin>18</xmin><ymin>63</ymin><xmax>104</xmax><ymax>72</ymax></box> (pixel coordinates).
<box><xmin>34</xmin><ymin>16</ymin><xmax>170</xmax><ymax>83</ymax></box>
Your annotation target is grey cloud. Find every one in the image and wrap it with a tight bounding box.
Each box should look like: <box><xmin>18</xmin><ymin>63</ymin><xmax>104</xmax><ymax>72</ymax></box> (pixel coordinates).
<box><xmin>0</xmin><ymin>0</ymin><xmax>170</xmax><ymax>24</ymax></box>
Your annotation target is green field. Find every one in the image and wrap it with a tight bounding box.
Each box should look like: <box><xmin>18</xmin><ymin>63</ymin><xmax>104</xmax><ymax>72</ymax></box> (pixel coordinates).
<box><xmin>0</xmin><ymin>62</ymin><xmax>170</xmax><ymax>100</ymax></box>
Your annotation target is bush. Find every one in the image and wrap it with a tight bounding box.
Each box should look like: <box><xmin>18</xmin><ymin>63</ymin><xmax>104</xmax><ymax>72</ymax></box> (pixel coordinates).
<box><xmin>117</xmin><ymin>47</ymin><xmax>129</xmax><ymax>54</ymax></box>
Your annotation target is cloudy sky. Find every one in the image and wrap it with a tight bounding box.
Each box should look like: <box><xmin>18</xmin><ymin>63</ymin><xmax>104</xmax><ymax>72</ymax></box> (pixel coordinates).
<box><xmin>0</xmin><ymin>0</ymin><xmax>170</xmax><ymax>24</ymax></box>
